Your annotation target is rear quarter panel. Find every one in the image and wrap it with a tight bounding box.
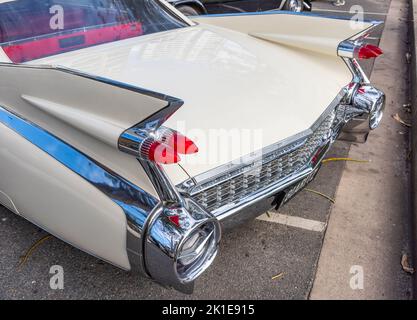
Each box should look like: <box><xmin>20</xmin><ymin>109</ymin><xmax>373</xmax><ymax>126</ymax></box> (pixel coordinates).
<box><xmin>0</xmin><ymin>123</ymin><xmax>131</xmax><ymax>269</ymax></box>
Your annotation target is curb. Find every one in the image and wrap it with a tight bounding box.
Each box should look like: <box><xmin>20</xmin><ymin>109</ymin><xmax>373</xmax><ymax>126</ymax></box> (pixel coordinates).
<box><xmin>409</xmin><ymin>0</ymin><xmax>417</xmax><ymax>299</ymax></box>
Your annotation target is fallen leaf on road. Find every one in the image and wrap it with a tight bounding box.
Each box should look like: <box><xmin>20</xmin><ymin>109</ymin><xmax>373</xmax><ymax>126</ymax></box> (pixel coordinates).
<box><xmin>401</xmin><ymin>253</ymin><xmax>415</xmax><ymax>274</ymax></box>
<box><xmin>272</xmin><ymin>272</ymin><xmax>284</xmax><ymax>281</ymax></box>
<box><xmin>392</xmin><ymin>113</ymin><xmax>411</xmax><ymax>127</ymax></box>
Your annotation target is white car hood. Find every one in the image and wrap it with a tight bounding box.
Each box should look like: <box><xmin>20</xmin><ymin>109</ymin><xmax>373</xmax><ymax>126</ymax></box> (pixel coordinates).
<box><xmin>31</xmin><ymin>24</ymin><xmax>352</xmax><ymax>183</ymax></box>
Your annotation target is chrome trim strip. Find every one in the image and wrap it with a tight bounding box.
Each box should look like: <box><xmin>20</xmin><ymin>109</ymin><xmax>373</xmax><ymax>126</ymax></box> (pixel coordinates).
<box><xmin>344</xmin><ymin>57</ymin><xmax>370</xmax><ymax>84</ymax></box>
<box><xmin>177</xmin><ymin>89</ymin><xmax>346</xmax><ymax>191</ymax></box>
<box><xmin>0</xmin><ymin>105</ymin><xmax>159</xmax><ymax>275</ymax></box>
<box><xmin>278</xmin><ymin>0</ymin><xmax>287</xmax><ymax>10</ymax></box>
<box><xmin>139</xmin><ymin>160</ymin><xmax>184</xmax><ymax>205</ymax></box>
<box><xmin>157</xmin><ymin>0</ymin><xmax>196</xmax><ymax>26</ymax></box>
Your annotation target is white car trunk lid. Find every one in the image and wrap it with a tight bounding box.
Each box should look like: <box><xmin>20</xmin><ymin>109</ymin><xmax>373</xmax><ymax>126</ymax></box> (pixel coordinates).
<box><xmin>30</xmin><ymin>24</ymin><xmax>352</xmax><ymax>182</ymax></box>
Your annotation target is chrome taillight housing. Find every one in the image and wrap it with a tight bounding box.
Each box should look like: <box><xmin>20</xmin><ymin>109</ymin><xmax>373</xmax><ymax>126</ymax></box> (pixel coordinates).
<box><xmin>338</xmin><ymin>40</ymin><xmax>383</xmax><ymax>60</ymax></box>
<box><xmin>119</xmin><ymin>125</ymin><xmax>198</xmax><ymax>164</ymax></box>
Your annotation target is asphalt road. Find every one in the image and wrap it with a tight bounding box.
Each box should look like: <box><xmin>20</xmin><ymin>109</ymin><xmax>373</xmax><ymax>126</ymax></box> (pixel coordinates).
<box><xmin>0</xmin><ymin>0</ymin><xmax>392</xmax><ymax>300</ymax></box>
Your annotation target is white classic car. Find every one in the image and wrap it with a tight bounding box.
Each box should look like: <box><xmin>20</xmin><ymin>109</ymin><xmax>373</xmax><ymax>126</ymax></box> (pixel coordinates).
<box><xmin>0</xmin><ymin>0</ymin><xmax>385</xmax><ymax>293</ymax></box>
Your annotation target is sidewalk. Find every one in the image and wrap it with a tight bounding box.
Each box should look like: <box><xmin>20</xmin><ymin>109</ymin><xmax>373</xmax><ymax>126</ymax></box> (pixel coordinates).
<box><xmin>310</xmin><ymin>0</ymin><xmax>414</xmax><ymax>299</ymax></box>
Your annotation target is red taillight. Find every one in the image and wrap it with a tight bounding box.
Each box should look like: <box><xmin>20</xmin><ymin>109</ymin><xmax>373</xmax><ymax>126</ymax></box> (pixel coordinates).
<box><xmin>170</xmin><ymin>132</ymin><xmax>199</xmax><ymax>155</ymax></box>
<box><xmin>139</xmin><ymin>128</ymin><xmax>198</xmax><ymax>164</ymax></box>
<box><xmin>358</xmin><ymin>44</ymin><xmax>383</xmax><ymax>59</ymax></box>
<box><xmin>141</xmin><ymin>139</ymin><xmax>181</xmax><ymax>164</ymax></box>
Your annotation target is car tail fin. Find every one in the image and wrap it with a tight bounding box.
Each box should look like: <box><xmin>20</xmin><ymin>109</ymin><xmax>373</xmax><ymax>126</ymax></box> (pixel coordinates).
<box><xmin>194</xmin><ymin>12</ymin><xmax>383</xmax><ymax>58</ymax></box>
<box><xmin>337</xmin><ymin>25</ymin><xmax>384</xmax><ymax>60</ymax></box>
<box><xmin>0</xmin><ymin>63</ymin><xmax>183</xmax><ymax>149</ymax></box>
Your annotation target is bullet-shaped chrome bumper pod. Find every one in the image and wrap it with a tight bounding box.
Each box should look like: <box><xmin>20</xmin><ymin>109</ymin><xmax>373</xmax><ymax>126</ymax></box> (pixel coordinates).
<box><xmin>143</xmin><ymin>199</ymin><xmax>220</xmax><ymax>293</ymax></box>
<box><xmin>136</xmin><ymin>160</ymin><xmax>221</xmax><ymax>294</ymax></box>
<box><xmin>351</xmin><ymin>85</ymin><xmax>385</xmax><ymax>130</ymax></box>
<box><xmin>338</xmin><ymin>82</ymin><xmax>385</xmax><ymax>143</ymax></box>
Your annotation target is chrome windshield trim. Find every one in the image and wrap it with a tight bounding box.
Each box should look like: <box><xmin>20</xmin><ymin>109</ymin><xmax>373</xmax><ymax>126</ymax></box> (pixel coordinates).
<box><xmin>157</xmin><ymin>0</ymin><xmax>196</xmax><ymax>26</ymax></box>
<box><xmin>177</xmin><ymin>89</ymin><xmax>346</xmax><ymax>193</ymax></box>
<box><xmin>0</xmin><ymin>105</ymin><xmax>159</xmax><ymax>275</ymax></box>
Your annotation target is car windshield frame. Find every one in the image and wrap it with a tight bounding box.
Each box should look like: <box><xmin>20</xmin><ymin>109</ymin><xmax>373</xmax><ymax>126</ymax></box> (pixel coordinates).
<box><xmin>0</xmin><ymin>0</ymin><xmax>192</xmax><ymax>63</ymax></box>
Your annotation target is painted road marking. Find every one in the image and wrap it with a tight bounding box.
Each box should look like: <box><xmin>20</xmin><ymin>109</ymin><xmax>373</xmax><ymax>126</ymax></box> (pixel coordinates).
<box><xmin>257</xmin><ymin>212</ymin><xmax>327</xmax><ymax>232</ymax></box>
<box><xmin>313</xmin><ymin>9</ymin><xmax>388</xmax><ymax>16</ymax></box>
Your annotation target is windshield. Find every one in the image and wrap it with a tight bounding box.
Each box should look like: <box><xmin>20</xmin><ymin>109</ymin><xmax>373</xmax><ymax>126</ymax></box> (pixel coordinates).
<box><xmin>0</xmin><ymin>0</ymin><xmax>188</xmax><ymax>63</ymax></box>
